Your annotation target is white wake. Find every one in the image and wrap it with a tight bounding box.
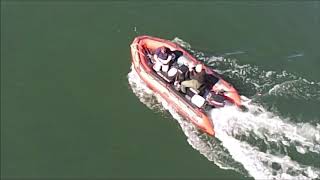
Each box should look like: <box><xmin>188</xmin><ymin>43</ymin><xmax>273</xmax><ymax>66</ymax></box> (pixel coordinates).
<box><xmin>127</xmin><ymin>66</ymin><xmax>320</xmax><ymax>179</ymax></box>
<box><xmin>210</xmin><ymin>103</ymin><xmax>320</xmax><ymax>179</ymax></box>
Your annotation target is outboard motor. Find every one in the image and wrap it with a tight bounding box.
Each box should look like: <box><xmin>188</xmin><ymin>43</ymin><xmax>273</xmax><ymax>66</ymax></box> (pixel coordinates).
<box><xmin>205</xmin><ymin>91</ymin><xmax>225</xmax><ymax>107</ymax></box>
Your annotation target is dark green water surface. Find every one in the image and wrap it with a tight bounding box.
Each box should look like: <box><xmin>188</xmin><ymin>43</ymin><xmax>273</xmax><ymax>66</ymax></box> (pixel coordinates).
<box><xmin>1</xmin><ymin>1</ymin><xmax>319</xmax><ymax>179</ymax></box>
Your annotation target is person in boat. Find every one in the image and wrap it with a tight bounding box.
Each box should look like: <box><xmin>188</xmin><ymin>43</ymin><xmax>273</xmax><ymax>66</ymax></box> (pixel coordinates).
<box><xmin>153</xmin><ymin>46</ymin><xmax>175</xmax><ymax>72</ymax></box>
<box><xmin>180</xmin><ymin>63</ymin><xmax>206</xmax><ymax>93</ymax></box>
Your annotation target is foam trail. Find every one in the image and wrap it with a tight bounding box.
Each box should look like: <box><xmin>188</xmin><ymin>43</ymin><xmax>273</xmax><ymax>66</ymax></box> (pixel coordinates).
<box><xmin>223</xmin><ymin>51</ymin><xmax>246</xmax><ymax>56</ymax></box>
<box><xmin>210</xmin><ymin>103</ymin><xmax>320</xmax><ymax>179</ymax></box>
<box><xmin>217</xmin><ymin>102</ymin><xmax>320</xmax><ymax>154</ymax></box>
<box><xmin>287</xmin><ymin>53</ymin><xmax>304</xmax><ymax>59</ymax></box>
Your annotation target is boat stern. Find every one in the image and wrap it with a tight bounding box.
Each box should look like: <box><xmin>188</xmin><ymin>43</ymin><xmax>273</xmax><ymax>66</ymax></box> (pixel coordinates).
<box><xmin>212</xmin><ymin>79</ymin><xmax>242</xmax><ymax>107</ymax></box>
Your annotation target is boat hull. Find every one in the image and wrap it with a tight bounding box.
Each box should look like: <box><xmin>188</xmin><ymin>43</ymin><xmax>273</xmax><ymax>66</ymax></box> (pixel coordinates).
<box><xmin>130</xmin><ymin>35</ymin><xmax>242</xmax><ymax>136</ymax></box>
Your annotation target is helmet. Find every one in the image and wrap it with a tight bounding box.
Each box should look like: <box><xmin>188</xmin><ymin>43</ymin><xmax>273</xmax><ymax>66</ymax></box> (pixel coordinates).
<box><xmin>195</xmin><ymin>64</ymin><xmax>203</xmax><ymax>73</ymax></box>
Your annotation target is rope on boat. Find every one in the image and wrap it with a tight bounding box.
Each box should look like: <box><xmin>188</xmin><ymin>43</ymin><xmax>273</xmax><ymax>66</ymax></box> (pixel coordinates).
<box><xmin>131</xmin><ymin>43</ymin><xmax>155</xmax><ymax>63</ymax></box>
<box><xmin>131</xmin><ymin>43</ymin><xmax>147</xmax><ymax>57</ymax></box>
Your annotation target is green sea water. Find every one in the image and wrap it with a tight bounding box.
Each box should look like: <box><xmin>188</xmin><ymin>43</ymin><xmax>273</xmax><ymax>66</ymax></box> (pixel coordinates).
<box><xmin>1</xmin><ymin>1</ymin><xmax>320</xmax><ymax>179</ymax></box>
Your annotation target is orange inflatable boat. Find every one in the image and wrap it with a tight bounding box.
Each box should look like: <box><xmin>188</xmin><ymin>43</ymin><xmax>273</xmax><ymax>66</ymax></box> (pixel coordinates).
<box><xmin>130</xmin><ymin>36</ymin><xmax>242</xmax><ymax>136</ymax></box>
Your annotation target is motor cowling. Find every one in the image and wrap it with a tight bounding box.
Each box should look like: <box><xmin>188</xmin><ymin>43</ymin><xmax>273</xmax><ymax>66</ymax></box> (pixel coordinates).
<box><xmin>206</xmin><ymin>92</ymin><xmax>225</xmax><ymax>107</ymax></box>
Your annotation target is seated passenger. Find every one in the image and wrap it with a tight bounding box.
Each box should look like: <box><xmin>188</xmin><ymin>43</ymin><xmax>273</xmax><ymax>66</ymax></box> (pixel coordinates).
<box><xmin>153</xmin><ymin>46</ymin><xmax>175</xmax><ymax>72</ymax></box>
<box><xmin>180</xmin><ymin>64</ymin><xmax>206</xmax><ymax>93</ymax></box>
<box><xmin>173</xmin><ymin>65</ymin><xmax>188</xmax><ymax>91</ymax></box>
